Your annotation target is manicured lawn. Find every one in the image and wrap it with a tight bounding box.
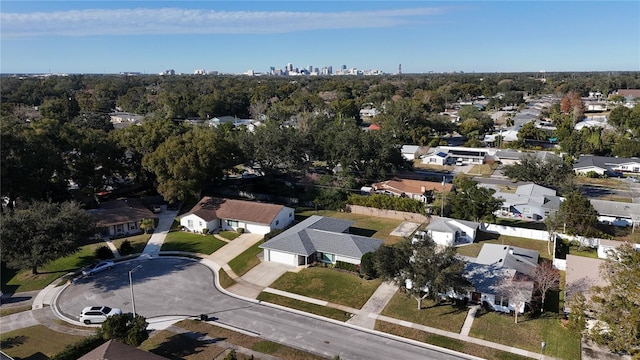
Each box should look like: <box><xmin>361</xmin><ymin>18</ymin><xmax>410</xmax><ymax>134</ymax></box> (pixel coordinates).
<box><xmin>0</xmin><ymin>325</ymin><xmax>86</xmax><ymax>359</ymax></box>
<box><xmin>456</xmin><ymin>235</ymin><xmax>553</xmax><ymax>260</ymax></box>
<box><xmin>139</xmin><ymin>329</ymin><xmax>227</xmax><ymax>359</ymax></box>
<box><xmin>218</xmin><ymin>231</ymin><xmax>241</xmax><ymax>240</ymax></box>
<box><xmin>296</xmin><ymin>209</ymin><xmax>407</xmax><ymax>245</ymax></box>
<box><xmin>375</xmin><ymin>321</ymin><xmax>531</xmax><ymax>360</ymax></box>
<box><xmin>228</xmin><ymin>240</ymin><xmax>263</xmax><ymax>276</ymax></box>
<box><xmin>469</xmin><ymin>311</ymin><xmax>581</xmax><ymax>360</ymax></box>
<box><xmin>2</xmin><ymin>241</ymin><xmax>107</xmax><ymax>293</ymax></box>
<box><xmin>218</xmin><ymin>269</ymin><xmax>236</xmax><ymax>289</ymax></box>
<box><xmin>111</xmin><ymin>233</ymin><xmax>151</xmax><ymax>255</ymax></box>
<box><xmin>467</xmin><ymin>164</ymin><xmax>495</xmax><ymax>177</ymax></box>
<box><xmin>269</xmin><ymin>267</ymin><xmax>382</xmax><ymax>309</ymax></box>
<box><xmin>161</xmin><ymin>231</ymin><xmax>226</xmax><ymax>254</ymax></box>
<box><xmin>257</xmin><ymin>292</ymin><xmax>353</xmax><ymax>321</ymax></box>
<box><xmin>380</xmin><ymin>290</ymin><xmax>468</xmax><ymax>333</ymax></box>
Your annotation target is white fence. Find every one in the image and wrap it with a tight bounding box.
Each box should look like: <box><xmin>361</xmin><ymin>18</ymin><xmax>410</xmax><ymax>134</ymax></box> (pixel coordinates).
<box><xmin>553</xmin><ymin>258</ymin><xmax>567</xmax><ymax>271</ymax></box>
<box><xmin>482</xmin><ymin>224</ymin><xmax>550</xmax><ymax>241</ymax></box>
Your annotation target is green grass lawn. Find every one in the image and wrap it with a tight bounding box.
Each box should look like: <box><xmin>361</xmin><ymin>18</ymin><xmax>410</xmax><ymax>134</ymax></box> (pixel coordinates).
<box><xmin>1</xmin><ymin>241</ymin><xmax>107</xmax><ymax>293</ymax></box>
<box><xmin>456</xmin><ymin>234</ymin><xmax>553</xmax><ymax>260</ymax></box>
<box><xmin>296</xmin><ymin>209</ymin><xmax>407</xmax><ymax>245</ymax></box>
<box><xmin>380</xmin><ymin>290</ymin><xmax>468</xmax><ymax>333</ymax></box>
<box><xmin>376</xmin><ymin>321</ymin><xmax>531</xmax><ymax>360</ymax></box>
<box><xmin>111</xmin><ymin>233</ymin><xmax>151</xmax><ymax>255</ymax></box>
<box><xmin>469</xmin><ymin>311</ymin><xmax>581</xmax><ymax>360</ymax></box>
<box><xmin>269</xmin><ymin>267</ymin><xmax>381</xmax><ymax>309</ymax></box>
<box><xmin>257</xmin><ymin>292</ymin><xmax>353</xmax><ymax>321</ymax></box>
<box><xmin>218</xmin><ymin>231</ymin><xmax>241</xmax><ymax>240</ymax></box>
<box><xmin>467</xmin><ymin>164</ymin><xmax>495</xmax><ymax>177</ymax></box>
<box><xmin>0</xmin><ymin>325</ymin><xmax>87</xmax><ymax>359</ymax></box>
<box><xmin>218</xmin><ymin>269</ymin><xmax>236</xmax><ymax>289</ymax></box>
<box><xmin>228</xmin><ymin>240</ymin><xmax>264</xmax><ymax>276</ymax></box>
<box><xmin>161</xmin><ymin>231</ymin><xmax>226</xmax><ymax>254</ymax></box>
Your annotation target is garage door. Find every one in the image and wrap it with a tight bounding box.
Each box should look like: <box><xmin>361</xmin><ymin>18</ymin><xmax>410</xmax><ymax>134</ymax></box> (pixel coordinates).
<box><xmin>268</xmin><ymin>250</ymin><xmax>296</xmax><ymax>266</ymax></box>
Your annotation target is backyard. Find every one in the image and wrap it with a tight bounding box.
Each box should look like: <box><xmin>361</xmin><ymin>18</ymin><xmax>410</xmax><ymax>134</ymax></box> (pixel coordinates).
<box><xmin>455</xmin><ymin>232</ymin><xmax>554</xmax><ymax>260</ymax></box>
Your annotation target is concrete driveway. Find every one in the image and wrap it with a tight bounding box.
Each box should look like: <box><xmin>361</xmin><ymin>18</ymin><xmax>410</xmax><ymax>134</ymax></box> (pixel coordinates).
<box><xmin>241</xmin><ymin>261</ymin><xmax>293</xmax><ymax>287</ymax></box>
<box><xmin>209</xmin><ymin>233</ymin><xmax>263</xmax><ymax>264</ymax></box>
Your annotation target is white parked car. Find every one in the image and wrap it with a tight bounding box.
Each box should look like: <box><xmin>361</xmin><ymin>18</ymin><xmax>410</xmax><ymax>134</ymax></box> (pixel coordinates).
<box><xmin>82</xmin><ymin>260</ymin><xmax>114</xmax><ymax>276</ymax></box>
<box><xmin>79</xmin><ymin>306</ymin><xmax>122</xmax><ymax>324</ymax></box>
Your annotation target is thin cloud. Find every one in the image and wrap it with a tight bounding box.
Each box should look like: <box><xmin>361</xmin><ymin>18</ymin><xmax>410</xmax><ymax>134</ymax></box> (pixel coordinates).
<box><xmin>1</xmin><ymin>7</ymin><xmax>450</xmax><ymax>38</ymax></box>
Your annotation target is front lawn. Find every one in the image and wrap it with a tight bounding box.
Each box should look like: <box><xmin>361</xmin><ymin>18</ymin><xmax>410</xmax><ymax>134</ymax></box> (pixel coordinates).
<box><xmin>0</xmin><ymin>325</ymin><xmax>86</xmax><ymax>359</ymax></box>
<box><xmin>467</xmin><ymin>164</ymin><xmax>496</xmax><ymax>177</ymax></box>
<box><xmin>469</xmin><ymin>311</ymin><xmax>581</xmax><ymax>360</ymax></box>
<box><xmin>257</xmin><ymin>292</ymin><xmax>352</xmax><ymax>321</ymax></box>
<box><xmin>161</xmin><ymin>231</ymin><xmax>226</xmax><ymax>254</ymax></box>
<box><xmin>296</xmin><ymin>209</ymin><xmax>406</xmax><ymax>245</ymax></box>
<box><xmin>218</xmin><ymin>231</ymin><xmax>241</xmax><ymax>241</ymax></box>
<box><xmin>375</xmin><ymin>321</ymin><xmax>531</xmax><ymax>360</ymax></box>
<box><xmin>228</xmin><ymin>240</ymin><xmax>263</xmax><ymax>276</ymax></box>
<box><xmin>380</xmin><ymin>290</ymin><xmax>468</xmax><ymax>333</ymax></box>
<box><xmin>269</xmin><ymin>267</ymin><xmax>381</xmax><ymax>309</ymax></box>
<box><xmin>111</xmin><ymin>233</ymin><xmax>151</xmax><ymax>255</ymax></box>
<box><xmin>2</xmin><ymin>241</ymin><xmax>106</xmax><ymax>293</ymax></box>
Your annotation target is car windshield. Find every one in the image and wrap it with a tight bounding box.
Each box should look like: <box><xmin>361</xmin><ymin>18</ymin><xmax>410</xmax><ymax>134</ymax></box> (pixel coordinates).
<box><xmin>102</xmin><ymin>306</ymin><xmax>112</xmax><ymax>313</ymax></box>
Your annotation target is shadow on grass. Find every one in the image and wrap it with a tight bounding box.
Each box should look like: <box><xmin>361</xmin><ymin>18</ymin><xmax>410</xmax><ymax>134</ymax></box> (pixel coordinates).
<box><xmin>149</xmin><ymin>332</ymin><xmax>225</xmax><ymax>360</ymax></box>
<box><xmin>1</xmin><ymin>335</ymin><xmax>27</xmax><ymax>349</ymax></box>
<box><xmin>349</xmin><ymin>226</ymin><xmax>377</xmax><ymax>237</ymax></box>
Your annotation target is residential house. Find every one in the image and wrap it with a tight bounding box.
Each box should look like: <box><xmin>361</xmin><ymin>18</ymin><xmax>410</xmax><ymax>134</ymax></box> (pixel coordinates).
<box><xmin>88</xmin><ymin>198</ymin><xmax>157</xmax><ymax>237</ymax></box>
<box><xmin>463</xmin><ymin>244</ymin><xmax>539</xmax><ymax>313</ymax></box>
<box><xmin>493</xmin><ymin>150</ymin><xmax>560</xmax><ymax>166</ymax></box>
<box><xmin>590</xmin><ymin>199</ymin><xmax>640</xmax><ymax>228</ymax></box>
<box><xmin>259</xmin><ymin>215</ymin><xmax>384</xmax><ymax>267</ymax></box>
<box><xmin>401</xmin><ymin>145</ymin><xmax>422</xmax><ymax>161</ymax></box>
<box><xmin>423</xmin><ymin>217</ymin><xmax>479</xmax><ymax>246</ymax></box>
<box><xmin>493</xmin><ymin>183</ymin><xmax>563</xmax><ymax>221</ymax></box>
<box><xmin>79</xmin><ymin>339</ymin><xmax>168</xmax><ymax>360</ymax></box>
<box><xmin>573</xmin><ymin>155</ymin><xmax>640</xmax><ymax>176</ymax></box>
<box><xmin>421</xmin><ymin>146</ymin><xmax>491</xmax><ymax>166</ymax></box>
<box><xmin>597</xmin><ymin>239</ymin><xmax>640</xmax><ymax>259</ymax></box>
<box><xmin>371</xmin><ymin>178</ymin><xmax>454</xmax><ymax>203</ymax></box>
<box><xmin>179</xmin><ymin>197</ymin><xmax>294</xmax><ymax>235</ymax></box>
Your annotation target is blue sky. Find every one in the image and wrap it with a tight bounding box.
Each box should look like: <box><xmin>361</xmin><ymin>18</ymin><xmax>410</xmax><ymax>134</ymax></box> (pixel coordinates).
<box><xmin>1</xmin><ymin>1</ymin><xmax>639</xmax><ymax>74</ymax></box>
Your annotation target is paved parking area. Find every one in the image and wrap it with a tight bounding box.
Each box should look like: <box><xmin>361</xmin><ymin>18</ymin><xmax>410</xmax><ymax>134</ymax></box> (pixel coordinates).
<box><xmin>390</xmin><ymin>222</ymin><xmax>420</xmax><ymax>237</ymax></box>
<box><xmin>209</xmin><ymin>233</ymin><xmax>263</xmax><ymax>264</ymax></box>
<box><xmin>241</xmin><ymin>261</ymin><xmax>293</xmax><ymax>287</ymax></box>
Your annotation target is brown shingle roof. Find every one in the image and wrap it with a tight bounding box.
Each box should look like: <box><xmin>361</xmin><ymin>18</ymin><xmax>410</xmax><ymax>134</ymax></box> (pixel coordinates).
<box><xmin>186</xmin><ymin>197</ymin><xmax>285</xmax><ymax>225</ymax></box>
<box><xmin>616</xmin><ymin>89</ymin><xmax>640</xmax><ymax>98</ymax></box>
<box><xmin>372</xmin><ymin>179</ymin><xmax>454</xmax><ymax>195</ymax></box>
<box><xmin>88</xmin><ymin>198</ymin><xmax>157</xmax><ymax>227</ymax></box>
<box><xmin>78</xmin><ymin>339</ymin><xmax>167</xmax><ymax>360</ymax></box>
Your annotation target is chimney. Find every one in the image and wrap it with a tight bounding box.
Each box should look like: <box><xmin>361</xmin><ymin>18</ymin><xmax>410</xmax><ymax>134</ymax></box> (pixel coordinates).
<box><xmin>420</xmin><ymin>186</ymin><xmax>426</xmax><ymax>193</ymax></box>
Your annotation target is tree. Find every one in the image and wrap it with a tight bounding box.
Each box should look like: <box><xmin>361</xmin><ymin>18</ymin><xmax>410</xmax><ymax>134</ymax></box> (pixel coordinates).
<box><xmin>502</xmin><ymin>153</ymin><xmax>573</xmax><ymax>190</ymax></box>
<box><xmin>374</xmin><ymin>238</ymin><xmax>467</xmax><ymax>310</ymax></box>
<box><xmin>140</xmin><ymin>218</ymin><xmax>155</xmax><ymax>234</ymax></box>
<box><xmin>589</xmin><ymin>243</ymin><xmax>640</xmax><ymax>357</ymax></box>
<box><xmin>544</xmin><ymin>213</ymin><xmax>563</xmax><ymax>255</ymax></box>
<box><xmin>0</xmin><ymin>201</ymin><xmax>95</xmax><ymax>274</ymax></box>
<box><xmin>497</xmin><ymin>275</ymin><xmax>532</xmax><ymax>324</ymax></box>
<box><xmin>532</xmin><ymin>261</ymin><xmax>560</xmax><ymax>312</ymax></box>
<box><xmin>359</xmin><ymin>252</ymin><xmax>377</xmax><ymax>279</ymax></box>
<box><xmin>557</xmin><ymin>192</ymin><xmax>599</xmax><ymax>236</ymax></box>
<box><xmin>448</xmin><ymin>175</ymin><xmax>502</xmax><ymax>222</ymax></box>
<box><xmin>99</xmin><ymin>314</ymin><xmax>149</xmax><ymax>347</ymax></box>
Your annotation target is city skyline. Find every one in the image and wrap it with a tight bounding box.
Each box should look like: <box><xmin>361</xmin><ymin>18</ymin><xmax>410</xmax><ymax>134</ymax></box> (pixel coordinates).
<box><xmin>1</xmin><ymin>1</ymin><xmax>639</xmax><ymax>75</ymax></box>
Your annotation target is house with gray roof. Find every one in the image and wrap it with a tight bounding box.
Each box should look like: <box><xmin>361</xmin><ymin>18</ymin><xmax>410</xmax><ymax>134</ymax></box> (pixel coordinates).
<box><xmin>259</xmin><ymin>215</ymin><xmax>384</xmax><ymax>267</ymax></box>
<box><xmin>463</xmin><ymin>244</ymin><xmax>539</xmax><ymax>314</ymax></box>
<box><xmin>493</xmin><ymin>183</ymin><xmax>563</xmax><ymax>221</ymax></box>
<box><xmin>493</xmin><ymin>150</ymin><xmax>560</xmax><ymax>166</ymax></box>
<box><xmin>573</xmin><ymin>155</ymin><xmax>640</xmax><ymax>176</ymax></box>
<box><xmin>424</xmin><ymin>217</ymin><xmax>479</xmax><ymax>246</ymax></box>
<box><xmin>590</xmin><ymin>199</ymin><xmax>640</xmax><ymax>228</ymax></box>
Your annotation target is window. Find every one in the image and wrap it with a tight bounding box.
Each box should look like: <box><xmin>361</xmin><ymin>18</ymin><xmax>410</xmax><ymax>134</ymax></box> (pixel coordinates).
<box><xmin>228</xmin><ymin>220</ymin><xmax>239</xmax><ymax>227</ymax></box>
<box><xmin>276</xmin><ymin>220</ymin><xmax>279</xmax><ymax>225</ymax></box>
<box><xmin>116</xmin><ymin>224</ymin><xmax>124</xmax><ymax>233</ymax></box>
<box><xmin>129</xmin><ymin>222</ymin><xmax>137</xmax><ymax>230</ymax></box>
<box><xmin>187</xmin><ymin>220</ymin><xmax>193</xmax><ymax>228</ymax></box>
<box><xmin>494</xmin><ymin>296</ymin><xmax>509</xmax><ymax>307</ymax></box>
<box><xmin>319</xmin><ymin>252</ymin><xmax>335</xmax><ymax>263</ymax></box>
<box><xmin>199</xmin><ymin>221</ymin><xmax>203</xmax><ymax>226</ymax></box>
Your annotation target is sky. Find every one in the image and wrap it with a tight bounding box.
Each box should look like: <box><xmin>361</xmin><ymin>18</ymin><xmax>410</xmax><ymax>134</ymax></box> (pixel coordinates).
<box><xmin>1</xmin><ymin>1</ymin><xmax>639</xmax><ymax>75</ymax></box>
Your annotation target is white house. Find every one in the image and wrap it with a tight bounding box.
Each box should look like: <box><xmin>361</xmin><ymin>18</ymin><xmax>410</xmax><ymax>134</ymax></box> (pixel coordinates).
<box><xmin>421</xmin><ymin>146</ymin><xmax>492</xmax><ymax>166</ymax></box>
<box><xmin>573</xmin><ymin>155</ymin><xmax>640</xmax><ymax>176</ymax></box>
<box><xmin>401</xmin><ymin>145</ymin><xmax>422</xmax><ymax>161</ymax></box>
<box><xmin>463</xmin><ymin>244</ymin><xmax>539</xmax><ymax>314</ymax></box>
<box><xmin>259</xmin><ymin>215</ymin><xmax>383</xmax><ymax>267</ymax></box>
<box><xmin>423</xmin><ymin>217</ymin><xmax>479</xmax><ymax>246</ymax></box>
<box><xmin>179</xmin><ymin>197</ymin><xmax>294</xmax><ymax>235</ymax></box>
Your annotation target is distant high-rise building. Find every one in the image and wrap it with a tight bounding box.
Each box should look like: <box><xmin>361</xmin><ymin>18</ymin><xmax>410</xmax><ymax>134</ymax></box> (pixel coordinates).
<box><xmin>308</xmin><ymin>65</ymin><xmax>313</xmax><ymax>73</ymax></box>
<box><xmin>269</xmin><ymin>66</ymin><xmax>275</xmax><ymax>75</ymax></box>
<box><xmin>342</xmin><ymin>65</ymin><xmax>347</xmax><ymax>70</ymax></box>
<box><xmin>398</xmin><ymin>64</ymin><xmax>402</xmax><ymax>75</ymax></box>
<box><xmin>286</xmin><ymin>63</ymin><xmax>293</xmax><ymax>72</ymax></box>
<box><xmin>327</xmin><ymin>66</ymin><xmax>333</xmax><ymax>75</ymax></box>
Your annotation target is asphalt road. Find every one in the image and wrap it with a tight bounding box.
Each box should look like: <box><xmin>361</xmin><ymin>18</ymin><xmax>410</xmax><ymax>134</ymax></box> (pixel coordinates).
<box><xmin>56</xmin><ymin>257</ymin><xmax>472</xmax><ymax>360</ymax></box>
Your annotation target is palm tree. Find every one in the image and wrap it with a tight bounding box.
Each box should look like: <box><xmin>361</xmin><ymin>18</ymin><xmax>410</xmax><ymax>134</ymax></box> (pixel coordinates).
<box><xmin>140</xmin><ymin>218</ymin><xmax>155</xmax><ymax>234</ymax></box>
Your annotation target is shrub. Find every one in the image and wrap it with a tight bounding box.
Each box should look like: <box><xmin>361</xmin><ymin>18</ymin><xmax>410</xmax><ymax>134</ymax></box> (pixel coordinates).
<box><xmin>94</xmin><ymin>245</ymin><xmax>114</xmax><ymax>259</ymax></box>
<box><xmin>585</xmin><ymin>171</ymin><xmax>602</xmax><ymax>178</ymax></box>
<box><xmin>236</xmin><ymin>227</ymin><xmax>245</xmax><ymax>234</ymax></box>
<box><xmin>359</xmin><ymin>252</ymin><xmax>378</xmax><ymax>279</ymax></box>
<box><xmin>119</xmin><ymin>240</ymin><xmax>133</xmax><ymax>255</ymax></box>
<box><xmin>202</xmin><ymin>228</ymin><xmax>209</xmax><ymax>235</ymax></box>
<box><xmin>335</xmin><ymin>261</ymin><xmax>358</xmax><ymax>272</ymax></box>
<box><xmin>99</xmin><ymin>313</ymin><xmax>149</xmax><ymax>347</ymax></box>
<box><xmin>263</xmin><ymin>228</ymin><xmax>284</xmax><ymax>242</ymax></box>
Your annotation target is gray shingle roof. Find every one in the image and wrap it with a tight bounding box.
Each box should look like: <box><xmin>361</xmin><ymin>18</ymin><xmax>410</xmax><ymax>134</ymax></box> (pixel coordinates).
<box><xmin>427</xmin><ymin>217</ymin><xmax>479</xmax><ymax>233</ymax></box>
<box><xmin>573</xmin><ymin>155</ymin><xmax>639</xmax><ymax>170</ymax></box>
<box><xmin>260</xmin><ymin>215</ymin><xmax>383</xmax><ymax>259</ymax></box>
<box><xmin>474</xmin><ymin>244</ymin><xmax>539</xmax><ymax>276</ymax></box>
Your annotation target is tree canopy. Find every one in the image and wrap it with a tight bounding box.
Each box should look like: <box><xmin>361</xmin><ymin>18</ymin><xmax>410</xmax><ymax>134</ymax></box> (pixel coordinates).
<box><xmin>557</xmin><ymin>192</ymin><xmax>599</xmax><ymax>237</ymax></box>
<box><xmin>502</xmin><ymin>153</ymin><xmax>573</xmax><ymax>191</ymax></box>
<box><xmin>0</xmin><ymin>201</ymin><xmax>95</xmax><ymax>274</ymax></box>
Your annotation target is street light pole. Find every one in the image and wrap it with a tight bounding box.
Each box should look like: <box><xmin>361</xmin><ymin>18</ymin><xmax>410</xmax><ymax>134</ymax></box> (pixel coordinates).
<box><xmin>129</xmin><ymin>264</ymin><xmax>142</xmax><ymax>317</ymax></box>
